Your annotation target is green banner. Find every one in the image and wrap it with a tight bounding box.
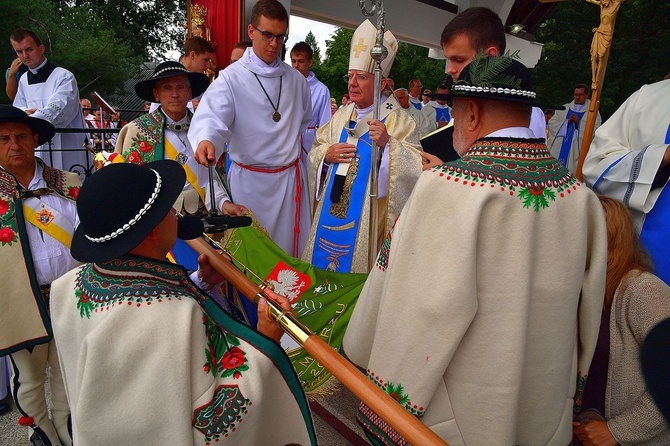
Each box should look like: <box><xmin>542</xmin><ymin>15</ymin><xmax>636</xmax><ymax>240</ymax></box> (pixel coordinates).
<box><xmin>221</xmin><ymin>224</ymin><xmax>367</xmax><ymax>395</ymax></box>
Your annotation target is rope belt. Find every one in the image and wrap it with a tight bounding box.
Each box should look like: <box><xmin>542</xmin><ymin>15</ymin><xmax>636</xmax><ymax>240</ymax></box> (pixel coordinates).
<box><xmin>235</xmin><ymin>159</ymin><xmax>303</xmax><ymax>257</ymax></box>
<box><xmin>235</xmin><ymin>160</ymin><xmax>296</xmax><ymax>174</ymax></box>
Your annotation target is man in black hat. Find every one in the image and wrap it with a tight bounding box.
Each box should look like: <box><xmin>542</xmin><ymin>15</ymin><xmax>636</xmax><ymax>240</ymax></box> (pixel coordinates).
<box><xmin>343</xmin><ymin>55</ymin><xmax>608</xmax><ymax>445</ymax></box>
<box><xmin>115</xmin><ymin>61</ymin><xmax>246</xmax><ymax>222</ymax></box>
<box><xmin>0</xmin><ymin>105</ymin><xmax>78</xmax><ymax>445</ymax></box>
<box><xmin>50</xmin><ymin>159</ymin><xmax>317</xmax><ymax>445</ymax></box>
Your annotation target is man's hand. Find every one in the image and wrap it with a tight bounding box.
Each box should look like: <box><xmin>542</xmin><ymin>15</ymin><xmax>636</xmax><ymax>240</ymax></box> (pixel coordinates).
<box><xmin>368</xmin><ymin>119</ymin><xmax>390</xmax><ymax>147</ymax></box>
<box><xmin>568</xmin><ymin>114</ymin><xmax>580</xmax><ymax>124</ymax></box>
<box><xmin>662</xmin><ymin>145</ymin><xmax>670</xmax><ymax>167</ymax></box>
<box><xmin>325</xmin><ymin>142</ymin><xmax>356</xmax><ymax>164</ymax></box>
<box><xmin>572</xmin><ymin>420</ymin><xmax>618</xmax><ymax>446</ymax></box>
<box><xmin>257</xmin><ymin>289</ymin><xmax>293</xmax><ymax>342</ymax></box>
<box><xmin>25</xmin><ymin>108</ymin><xmax>37</xmax><ymax>115</ymax></box>
<box><xmin>195</xmin><ymin>140</ymin><xmax>217</xmax><ymax>166</ymax></box>
<box><xmin>221</xmin><ymin>201</ymin><xmax>248</xmax><ymax>216</ymax></box>
<box><xmin>196</xmin><ymin>253</ymin><xmax>230</xmax><ymax>288</ymax></box>
<box><xmin>8</xmin><ymin>58</ymin><xmax>22</xmax><ymax>77</ymax></box>
<box><xmin>421</xmin><ymin>152</ymin><xmax>444</xmax><ymax>170</ymax></box>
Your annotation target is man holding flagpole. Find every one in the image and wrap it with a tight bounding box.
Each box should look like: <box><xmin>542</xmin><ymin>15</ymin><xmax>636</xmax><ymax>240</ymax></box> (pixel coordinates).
<box><xmin>0</xmin><ymin>105</ymin><xmax>78</xmax><ymax>446</ymax></box>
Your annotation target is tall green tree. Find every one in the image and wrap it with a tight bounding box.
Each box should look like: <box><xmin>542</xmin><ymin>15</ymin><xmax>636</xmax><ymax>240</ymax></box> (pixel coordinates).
<box><xmin>52</xmin><ymin>0</ymin><xmax>185</xmax><ymax>61</ymax></box>
<box><xmin>532</xmin><ymin>0</ymin><xmax>669</xmax><ymax>119</ymax></box>
<box><xmin>1</xmin><ymin>0</ymin><xmax>139</xmax><ymax>104</ymax></box>
<box><xmin>305</xmin><ymin>31</ymin><xmax>322</xmax><ymax>66</ymax></box>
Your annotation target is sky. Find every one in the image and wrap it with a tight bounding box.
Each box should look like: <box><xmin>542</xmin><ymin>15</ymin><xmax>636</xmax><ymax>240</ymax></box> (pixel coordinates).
<box><xmin>286</xmin><ymin>16</ymin><xmax>339</xmax><ymax>59</ymax></box>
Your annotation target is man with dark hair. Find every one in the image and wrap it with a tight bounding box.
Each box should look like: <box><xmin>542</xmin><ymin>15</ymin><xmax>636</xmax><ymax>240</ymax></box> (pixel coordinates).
<box><xmin>182</xmin><ymin>36</ymin><xmax>215</xmax><ymax>74</ymax></box>
<box><xmin>0</xmin><ymin>105</ymin><xmax>79</xmax><ymax>446</ymax></box>
<box><xmin>229</xmin><ymin>41</ymin><xmax>252</xmax><ymax>64</ymax></box>
<box><xmin>548</xmin><ymin>83</ymin><xmax>602</xmax><ymax>173</ymax></box>
<box><xmin>290</xmin><ymin>41</ymin><xmax>331</xmax><ymax>161</ymax></box>
<box><xmin>50</xmin><ymin>160</ymin><xmax>317</xmax><ymax>445</ymax></box>
<box><xmin>10</xmin><ymin>28</ymin><xmax>87</xmax><ymax>172</ymax></box>
<box><xmin>422</xmin><ymin>7</ymin><xmax>547</xmax><ymax>169</ymax></box>
<box><xmin>408</xmin><ymin>78</ymin><xmax>423</xmax><ymax>110</ymax></box>
<box><xmin>344</xmin><ymin>55</ymin><xmax>607</xmax><ymax>445</ymax></box>
<box><xmin>189</xmin><ymin>0</ymin><xmax>312</xmax><ymax>257</ymax></box>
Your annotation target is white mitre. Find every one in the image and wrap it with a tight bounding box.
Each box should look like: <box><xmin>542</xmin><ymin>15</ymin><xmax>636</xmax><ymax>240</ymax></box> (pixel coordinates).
<box><xmin>348</xmin><ymin>19</ymin><xmax>398</xmax><ymax>77</ymax></box>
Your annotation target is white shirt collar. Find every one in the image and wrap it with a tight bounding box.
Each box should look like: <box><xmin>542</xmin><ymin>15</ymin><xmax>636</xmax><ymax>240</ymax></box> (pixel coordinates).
<box><xmin>486</xmin><ymin>127</ymin><xmax>536</xmax><ymax>139</ymax></box>
<box><xmin>29</xmin><ymin>58</ymin><xmax>48</xmax><ymax>75</ymax></box>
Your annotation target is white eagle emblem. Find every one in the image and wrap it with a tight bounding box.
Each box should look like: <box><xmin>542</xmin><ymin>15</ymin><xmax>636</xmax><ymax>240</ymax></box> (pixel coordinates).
<box><xmin>268</xmin><ymin>269</ymin><xmax>306</xmax><ymax>302</ymax></box>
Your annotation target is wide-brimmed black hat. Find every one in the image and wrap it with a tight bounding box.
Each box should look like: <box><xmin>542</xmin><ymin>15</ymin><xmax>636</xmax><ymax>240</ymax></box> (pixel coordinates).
<box><xmin>134</xmin><ymin>61</ymin><xmax>210</xmax><ymax>103</ymax></box>
<box><xmin>0</xmin><ymin>105</ymin><xmax>56</xmax><ymax>145</ymax></box>
<box><xmin>428</xmin><ymin>55</ymin><xmax>564</xmax><ymax>110</ymax></box>
<box><xmin>71</xmin><ymin>160</ymin><xmax>186</xmax><ymax>263</ymax></box>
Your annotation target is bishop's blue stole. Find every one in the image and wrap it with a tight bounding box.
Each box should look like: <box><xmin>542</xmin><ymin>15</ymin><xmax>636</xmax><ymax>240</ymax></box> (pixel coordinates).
<box><xmin>435</xmin><ymin>107</ymin><xmax>451</xmax><ymax>124</ymax></box>
<box><xmin>558</xmin><ymin>109</ymin><xmax>585</xmax><ymax>167</ymax></box>
<box><xmin>311</xmin><ymin>124</ymin><xmax>375</xmax><ymax>273</ymax></box>
<box><xmin>639</xmin><ymin>121</ymin><xmax>670</xmax><ymax>285</ymax></box>
<box><xmin>412</xmin><ymin>101</ymin><xmax>422</xmax><ymax>111</ymax></box>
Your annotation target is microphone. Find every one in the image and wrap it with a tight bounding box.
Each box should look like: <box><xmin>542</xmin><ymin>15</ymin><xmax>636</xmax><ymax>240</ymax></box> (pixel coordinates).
<box><xmin>177</xmin><ymin>214</ymin><xmax>205</xmax><ymax>240</ymax></box>
<box><xmin>203</xmin><ymin>215</ymin><xmax>252</xmax><ymax>233</ymax></box>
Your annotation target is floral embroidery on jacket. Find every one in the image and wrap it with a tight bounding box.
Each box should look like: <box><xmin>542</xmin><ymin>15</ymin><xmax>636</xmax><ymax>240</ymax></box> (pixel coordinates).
<box><xmin>434</xmin><ymin>138</ymin><xmax>579</xmax><ymax>212</ymax></box>
<box><xmin>193</xmin><ymin>384</ymin><xmax>250</xmax><ymax>444</ymax></box>
<box><xmin>74</xmin><ymin>257</ymin><xmax>200</xmax><ymax>318</ymax></box>
<box><xmin>357</xmin><ymin>370</ymin><xmax>425</xmax><ymax>446</ymax></box>
<box><xmin>202</xmin><ymin>314</ymin><xmax>249</xmax><ymax>379</ymax></box>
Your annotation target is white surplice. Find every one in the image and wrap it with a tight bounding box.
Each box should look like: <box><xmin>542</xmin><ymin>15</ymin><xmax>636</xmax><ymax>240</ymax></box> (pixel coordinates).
<box><xmin>189</xmin><ymin>48</ymin><xmax>312</xmax><ymax>256</ymax></box>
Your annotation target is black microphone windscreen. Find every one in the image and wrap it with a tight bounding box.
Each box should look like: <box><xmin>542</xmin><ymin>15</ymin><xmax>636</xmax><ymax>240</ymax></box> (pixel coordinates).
<box><xmin>177</xmin><ymin>214</ymin><xmax>204</xmax><ymax>240</ymax></box>
<box><xmin>206</xmin><ymin>215</ymin><xmax>252</xmax><ymax>229</ymax></box>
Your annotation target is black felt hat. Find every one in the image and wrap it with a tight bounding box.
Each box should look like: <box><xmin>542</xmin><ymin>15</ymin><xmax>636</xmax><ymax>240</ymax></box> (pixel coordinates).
<box><xmin>134</xmin><ymin>61</ymin><xmax>210</xmax><ymax>103</ymax></box>
<box><xmin>0</xmin><ymin>105</ymin><xmax>56</xmax><ymax>145</ymax></box>
<box><xmin>71</xmin><ymin>160</ymin><xmax>186</xmax><ymax>263</ymax></box>
<box><xmin>428</xmin><ymin>55</ymin><xmax>564</xmax><ymax>110</ymax></box>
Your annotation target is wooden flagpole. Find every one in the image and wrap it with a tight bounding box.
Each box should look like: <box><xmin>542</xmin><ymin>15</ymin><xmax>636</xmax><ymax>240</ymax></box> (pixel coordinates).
<box><xmin>576</xmin><ymin>0</ymin><xmax>625</xmax><ymax>180</ymax></box>
<box><xmin>185</xmin><ymin>235</ymin><xmax>449</xmax><ymax>446</ymax></box>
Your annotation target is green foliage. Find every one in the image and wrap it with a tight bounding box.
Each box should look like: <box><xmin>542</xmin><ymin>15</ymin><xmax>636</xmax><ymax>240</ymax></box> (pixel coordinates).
<box><xmin>1</xmin><ymin>0</ymin><xmax>143</xmax><ymax>104</ymax></box>
<box><xmin>532</xmin><ymin>0</ymin><xmax>670</xmax><ymax>119</ymax></box>
<box><xmin>305</xmin><ymin>31</ymin><xmax>322</xmax><ymax>66</ymax></box>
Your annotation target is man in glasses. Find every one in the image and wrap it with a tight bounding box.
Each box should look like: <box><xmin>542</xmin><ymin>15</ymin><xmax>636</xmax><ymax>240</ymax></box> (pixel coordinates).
<box><xmin>301</xmin><ymin>19</ymin><xmax>422</xmax><ymax>274</ymax></box>
<box><xmin>189</xmin><ymin>0</ymin><xmax>312</xmax><ymax>257</ymax></box>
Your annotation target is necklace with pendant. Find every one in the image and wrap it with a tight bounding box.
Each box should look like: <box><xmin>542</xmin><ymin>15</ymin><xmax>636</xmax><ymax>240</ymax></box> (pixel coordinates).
<box><xmin>253</xmin><ymin>73</ymin><xmax>282</xmax><ymax>122</ymax></box>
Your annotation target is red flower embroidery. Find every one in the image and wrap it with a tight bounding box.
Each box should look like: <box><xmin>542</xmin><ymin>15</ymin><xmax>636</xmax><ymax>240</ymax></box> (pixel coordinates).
<box><xmin>220</xmin><ymin>347</ymin><xmax>245</xmax><ymax>370</ymax></box>
<box><xmin>127</xmin><ymin>151</ymin><xmax>141</xmax><ymax>164</ymax></box>
<box><xmin>138</xmin><ymin>141</ymin><xmax>152</xmax><ymax>153</ymax></box>
<box><xmin>0</xmin><ymin>227</ymin><xmax>16</xmax><ymax>243</ymax></box>
<box><xmin>68</xmin><ymin>187</ymin><xmax>80</xmax><ymax>199</ymax></box>
<box><xmin>0</xmin><ymin>199</ymin><xmax>9</xmax><ymax>215</ymax></box>
<box><xmin>529</xmin><ymin>186</ymin><xmax>544</xmax><ymax>196</ymax></box>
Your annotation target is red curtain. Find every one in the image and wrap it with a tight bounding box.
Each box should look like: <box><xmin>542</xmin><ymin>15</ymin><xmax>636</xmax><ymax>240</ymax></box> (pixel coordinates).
<box><xmin>194</xmin><ymin>0</ymin><xmax>243</xmax><ymax>72</ymax></box>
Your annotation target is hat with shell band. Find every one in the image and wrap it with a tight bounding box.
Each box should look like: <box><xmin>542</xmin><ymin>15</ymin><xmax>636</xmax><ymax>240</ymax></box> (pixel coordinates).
<box><xmin>428</xmin><ymin>54</ymin><xmax>563</xmax><ymax>110</ymax></box>
<box><xmin>134</xmin><ymin>61</ymin><xmax>210</xmax><ymax>103</ymax></box>
<box><xmin>348</xmin><ymin>19</ymin><xmax>398</xmax><ymax>78</ymax></box>
<box><xmin>71</xmin><ymin>160</ymin><xmax>185</xmax><ymax>263</ymax></box>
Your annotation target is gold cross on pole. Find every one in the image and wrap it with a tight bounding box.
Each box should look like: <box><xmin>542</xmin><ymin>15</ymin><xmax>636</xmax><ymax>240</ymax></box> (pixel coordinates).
<box><xmin>352</xmin><ymin>38</ymin><xmax>368</xmax><ymax>57</ymax></box>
